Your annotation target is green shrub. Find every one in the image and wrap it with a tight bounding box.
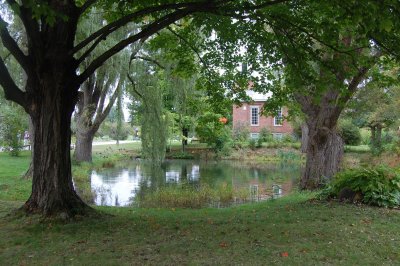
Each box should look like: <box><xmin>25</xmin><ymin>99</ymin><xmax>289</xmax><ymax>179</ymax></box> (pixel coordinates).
<box><xmin>248</xmin><ymin>138</ymin><xmax>257</xmax><ymax>150</ymax></box>
<box><xmin>196</xmin><ymin>112</ymin><xmax>232</xmax><ymax>155</ymax></box>
<box><xmin>321</xmin><ymin>166</ymin><xmax>400</xmax><ymax>208</ymax></box>
<box><xmin>0</xmin><ymin>105</ymin><xmax>28</xmax><ymax>156</ymax></box>
<box><xmin>170</xmin><ymin>152</ymin><xmax>195</xmax><ymax>159</ymax></box>
<box><xmin>338</xmin><ymin>120</ymin><xmax>361</xmax><ymax>145</ymax></box>
<box><xmin>259</xmin><ymin>127</ymin><xmax>273</xmax><ymax>142</ymax></box>
<box><xmin>256</xmin><ymin>137</ymin><xmax>263</xmax><ymax>148</ymax></box>
<box><xmin>233</xmin><ymin>122</ymin><xmax>250</xmax><ymax>142</ymax></box>
<box><xmin>282</xmin><ymin>134</ymin><xmax>295</xmax><ymax>143</ymax></box>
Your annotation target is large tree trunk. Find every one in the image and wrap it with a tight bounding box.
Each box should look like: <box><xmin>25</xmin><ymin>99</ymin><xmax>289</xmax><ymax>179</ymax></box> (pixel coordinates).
<box><xmin>296</xmin><ymin>88</ymin><xmax>346</xmax><ymax>190</ymax></box>
<box><xmin>74</xmin><ymin>130</ymin><xmax>95</xmax><ymax>162</ymax></box>
<box><xmin>22</xmin><ymin>73</ymin><xmax>90</xmax><ymax>217</ymax></box>
<box><xmin>301</xmin><ymin>122</ymin><xmax>344</xmax><ymax>189</ymax></box>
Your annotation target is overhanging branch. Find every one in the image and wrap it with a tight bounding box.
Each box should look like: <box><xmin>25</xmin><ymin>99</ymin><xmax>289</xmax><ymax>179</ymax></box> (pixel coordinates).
<box><xmin>77</xmin><ymin>8</ymin><xmax>193</xmax><ymax>84</ymax></box>
<box><xmin>72</xmin><ymin>1</ymin><xmax>211</xmax><ymax>55</ymax></box>
<box><xmin>79</xmin><ymin>0</ymin><xmax>98</xmax><ymax>15</ymax></box>
<box><xmin>0</xmin><ymin>56</ymin><xmax>27</xmax><ymax>108</ymax></box>
<box><xmin>0</xmin><ymin>15</ymin><xmax>31</xmax><ymax>73</ymax></box>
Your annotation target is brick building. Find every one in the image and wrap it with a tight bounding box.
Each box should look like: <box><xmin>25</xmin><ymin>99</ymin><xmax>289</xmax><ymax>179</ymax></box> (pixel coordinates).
<box><xmin>232</xmin><ymin>91</ymin><xmax>293</xmax><ymax>139</ymax></box>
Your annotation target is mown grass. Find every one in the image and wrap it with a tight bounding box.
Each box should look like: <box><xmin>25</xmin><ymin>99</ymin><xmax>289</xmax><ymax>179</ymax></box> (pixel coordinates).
<box><xmin>0</xmin><ymin>151</ymin><xmax>31</xmax><ymax>201</ymax></box>
<box><xmin>0</xmin><ymin>193</ymin><xmax>399</xmax><ymax>265</ymax></box>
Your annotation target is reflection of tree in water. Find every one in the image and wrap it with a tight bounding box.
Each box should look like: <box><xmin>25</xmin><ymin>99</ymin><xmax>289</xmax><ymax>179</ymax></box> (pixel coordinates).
<box><xmin>132</xmin><ymin>162</ymin><xmax>165</xmax><ymax>204</ymax></box>
<box><xmin>93</xmin><ymin>160</ymin><xmax>302</xmax><ymax>206</ymax></box>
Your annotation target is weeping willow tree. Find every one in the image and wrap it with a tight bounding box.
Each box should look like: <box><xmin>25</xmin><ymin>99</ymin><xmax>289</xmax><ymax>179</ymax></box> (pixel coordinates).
<box><xmin>128</xmin><ymin>59</ymin><xmax>168</xmax><ymax>164</ymax></box>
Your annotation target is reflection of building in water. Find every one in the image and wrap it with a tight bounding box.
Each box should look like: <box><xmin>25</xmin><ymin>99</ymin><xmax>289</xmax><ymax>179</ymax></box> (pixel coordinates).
<box><xmin>165</xmin><ymin>170</ymin><xmax>180</xmax><ymax>183</ymax></box>
<box><xmin>91</xmin><ymin>169</ymin><xmax>142</xmax><ymax>206</ymax></box>
<box><xmin>188</xmin><ymin>165</ymin><xmax>200</xmax><ymax>181</ymax></box>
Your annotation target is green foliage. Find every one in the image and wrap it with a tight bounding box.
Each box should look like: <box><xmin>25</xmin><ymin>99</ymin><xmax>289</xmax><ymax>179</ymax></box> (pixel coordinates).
<box><xmin>259</xmin><ymin>127</ymin><xmax>273</xmax><ymax>142</ymax></box>
<box><xmin>282</xmin><ymin>134</ymin><xmax>295</xmax><ymax>143</ymax></box>
<box><xmin>338</xmin><ymin>120</ymin><xmax>361</xmax><ymax>146</ymax></box>
<box><xmin>136</xmin><ymin>183</ymin><xmax>248</xmax><ymax>208</ymax></box>
<box><xmin>277</xmin><ymin>150</ymin><xmax>300</xmax><ymax>162</ymax></box>
<box><xmin>169</xmin><ymin>152</ymin><xmax>195</xmax><ymax>160</ymax></box>
<box><xmin>195</xmin><ymin>112</ymin><xmax>232</xmax><ymax>154</ymax></box>
<box><xmin>322</xmin><ymin>167</ymin><xmax>400</xmax><ymax>208</ymax></box>
<box><xmin>248</xmin><ymin>138</ymin><xmax>257</xmax><ymax>150</ymax></box>
<box><xmin>97</xmin><ymin>121</ymin><xmax>130</xmax><ymax>141</ymax></box>
<box><xmin>0</xmin><ymin>104</ymin><xmax>28</xmax><ymax>156</ymax></box>
<box><xmin>232</xmin><ymin>122</ymin><xmax>250</xmax><ymax>142</ymax></box>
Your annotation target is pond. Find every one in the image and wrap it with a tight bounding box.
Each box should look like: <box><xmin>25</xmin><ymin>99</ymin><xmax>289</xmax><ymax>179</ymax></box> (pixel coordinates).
<box><xmin>90</xmin><ymin>160</ymin><xmax>302</xmax><ymax>207</ymax></box>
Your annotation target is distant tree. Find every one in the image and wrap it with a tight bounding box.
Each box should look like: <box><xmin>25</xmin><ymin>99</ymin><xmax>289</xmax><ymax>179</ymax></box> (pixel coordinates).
<box><xmin>347</xmin><ymin>63</ymin><xmax>400</xmax><ymax>152</ymax></box>
<box><xmin>0</xmin><ymin>103</ymin><xmax>27</xmax><ymax>156</ymax></box>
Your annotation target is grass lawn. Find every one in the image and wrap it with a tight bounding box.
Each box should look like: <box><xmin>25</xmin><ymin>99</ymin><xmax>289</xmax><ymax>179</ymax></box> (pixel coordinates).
<box><xmin>0</xmin><ymin>194</ymin><xmax>399</xmax><ymax>265</ymax></box>
<box><xmin>1</xmin><ymin>147</ymin><xmax>399</xmax><ymax>265</ymax></box>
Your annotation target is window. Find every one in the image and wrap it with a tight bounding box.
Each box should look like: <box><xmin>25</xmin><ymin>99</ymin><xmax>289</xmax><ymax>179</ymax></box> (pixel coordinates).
<box><xmin>274</xmin><ymin>108</ymin><xmax>283</xmax><ymax>126</ymax></box>
<box><xmin>272</xmin><ymin>133</ymin><xmax>283</xmax><ymax>140</ymax></box>
<box><xmin>250</xmin><ymin>106</ymin><xmax>259</xmax><ymax>126</ymax></box>
<box><xmin>250</xmin><ymin>133</ymin><xmax>260</xmax><ymax>139</ymax></box>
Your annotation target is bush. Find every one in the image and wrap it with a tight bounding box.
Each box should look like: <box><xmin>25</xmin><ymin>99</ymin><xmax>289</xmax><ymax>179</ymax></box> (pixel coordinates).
<box><xmin>0</xmin><ymin>105</ymin><xmax>28</xmax><ymax>156</ymax></box>
<box><xmin>196</xmin><ymin>112</ymin><xmax>232</xmax><ymax>154</ymax></box>
<box><xmin>98</xmin><ymin>121</ymin><xmax>131</xmax><ymax>141</ymax></box>
<box><xmin>320</xmin><ymin>166</ymin><xmax>400</xmax><ymax>208</ymax></box>
<box><xmin>259</xmin><ymin>127</ymin><xmax>273</xmax><ymax>142</ymax></box>
<box><xmin>232</xmin><ymin>122</ymin><xmax>250</xmax><ymax>142</ymax></box>
<box><xmin>338</xmin><ymin>120</ymin><xmax>361</xmax><ymax>145</ymax></box>
<box><xmin>282</xmin><ymin>134</ymin><xmax>295</xmax><ymax>143</ymax></box>
<box><xmin>248</xmin><ymin>138</ymin><xmax>257</xmax><ymax>150</ymax></box>
<box><xmin>170</xmin><ymin>152</ymin><xmax>195</xmax><ymax>160</ymax></box>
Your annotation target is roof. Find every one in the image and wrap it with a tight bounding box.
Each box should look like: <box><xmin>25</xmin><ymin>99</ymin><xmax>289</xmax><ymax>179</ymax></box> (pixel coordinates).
<box><xmin>245</xmin><ymin>90</ymin><xmax>271</xmax><ymax>102</ymax></box>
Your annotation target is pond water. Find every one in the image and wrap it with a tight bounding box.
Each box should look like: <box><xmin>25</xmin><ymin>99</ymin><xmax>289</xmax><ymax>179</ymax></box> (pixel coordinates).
<box><xmin>90</xmin><ymin>160</ymin><xmax>302</xmax><ymax>207</ymax></box>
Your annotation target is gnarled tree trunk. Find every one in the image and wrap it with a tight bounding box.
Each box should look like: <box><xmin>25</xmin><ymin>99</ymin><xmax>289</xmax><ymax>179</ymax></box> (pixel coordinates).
<box><xmin>301</xmin><ymin>120</ymin><xmax>344</xmax><ymax>189</ymax></box>
<box><xmin>23</xmin><ymin>78</ymin><xmax>89</xmax><ymax>217</ymax></box>
<box><xmin>73</xmin><ymin>73</ymin><xmax>120</xmax><ymax>162</ymax></box>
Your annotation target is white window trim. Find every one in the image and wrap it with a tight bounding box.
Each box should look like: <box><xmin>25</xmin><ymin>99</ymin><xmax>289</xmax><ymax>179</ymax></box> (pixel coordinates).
<box><xmin>273</xmin><ymin>107</ymin><xmax>283</xmax><ymax>127</ymax></box>
<box><xmin>250</xmin><ymin>106</ymin><xmax>259</xmax><ymax>126</ymax></box>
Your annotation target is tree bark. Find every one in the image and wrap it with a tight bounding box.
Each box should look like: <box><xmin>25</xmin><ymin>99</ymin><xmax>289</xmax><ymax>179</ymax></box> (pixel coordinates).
<box><xmin>295</xmin><ymin>87</ymin><xmax>346</xmax><ymax>190</ymax></box>
<box><xmin>23</xmin><ymin>79</ymin><xmax>90</xmax><ymax>217</ymax></box>
<box><xmin>300</xmin><ymin>120</ymin><xmax>344</xmax><ymax>189</ymax></box>
<box><xmin>300</xmin><ymin>123</ymin><xmax>308</xmax><ymax>153</ymax></box>
<box><xmin>74</xmin><ymin>130</ymin><xmax>95</xmax><ymax>162</ymax></box>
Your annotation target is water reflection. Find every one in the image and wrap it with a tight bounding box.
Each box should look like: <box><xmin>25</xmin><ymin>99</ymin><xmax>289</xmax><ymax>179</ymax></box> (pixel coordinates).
<box><xmin>90</xmin><ymin>160</ymin><xmax>301</xmax><ymax>206</ymax></box>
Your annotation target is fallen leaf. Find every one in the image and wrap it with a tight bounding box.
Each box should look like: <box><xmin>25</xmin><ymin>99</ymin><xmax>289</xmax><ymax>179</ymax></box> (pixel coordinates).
<box><xmin>280</xmin><ymin>252</ymin><xmax>289</xmax><ymax>257</ymax></box>
<box><xmin>219</xmin><ymin>242</ymin><xmax>228</xmax><ymax>248</ymax></box>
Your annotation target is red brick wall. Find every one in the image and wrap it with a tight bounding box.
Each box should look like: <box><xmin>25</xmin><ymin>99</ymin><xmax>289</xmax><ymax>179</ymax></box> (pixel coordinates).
<box><xmin>232</xmin><ymin>102</ymin><xmax>293</xmax><ymax>134</ymax></box>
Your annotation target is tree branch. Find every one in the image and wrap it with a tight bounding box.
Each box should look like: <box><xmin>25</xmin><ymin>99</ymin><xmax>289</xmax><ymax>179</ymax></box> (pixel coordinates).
<box><xmin>7</xmin><ymin>0</ymin><xmax>41</xmax><ymax>48</ymax></box>
<box><xmin>72</xmin><ymin>1</ymin><xmax>212</xmax><ymax>55</ymax></box>
<box><xmin>0</xmin><ymin>15</ymin><xmax>31</xmax><ymax>73</ymax></box>
<box><xmin>93</xmin><ymin>79</ymin><xmax>120</xmax><ymax>129</ymax></box>
<box><xmin>0</xmin><ymin>56</ymin><xmax>27</xmax><ymax>108</ymax></box>
<box><xmin>166</xmin><ymin>26</ymin><xmax>207</xmax><ymax>67</ymax></box>
<box><xmin>79</xmin><ymin>0</ymin><xmax>98</xmax><ymax>15</ymax></box>
<box><xmin>133</xmin><ymin>55</ymin><xmax>165</xmax><ymax>69</ymax></box>
<box><xmin>77</xmin><ymin>8</ymin><xmax>193</xmax><ymax>84</ymax></box>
